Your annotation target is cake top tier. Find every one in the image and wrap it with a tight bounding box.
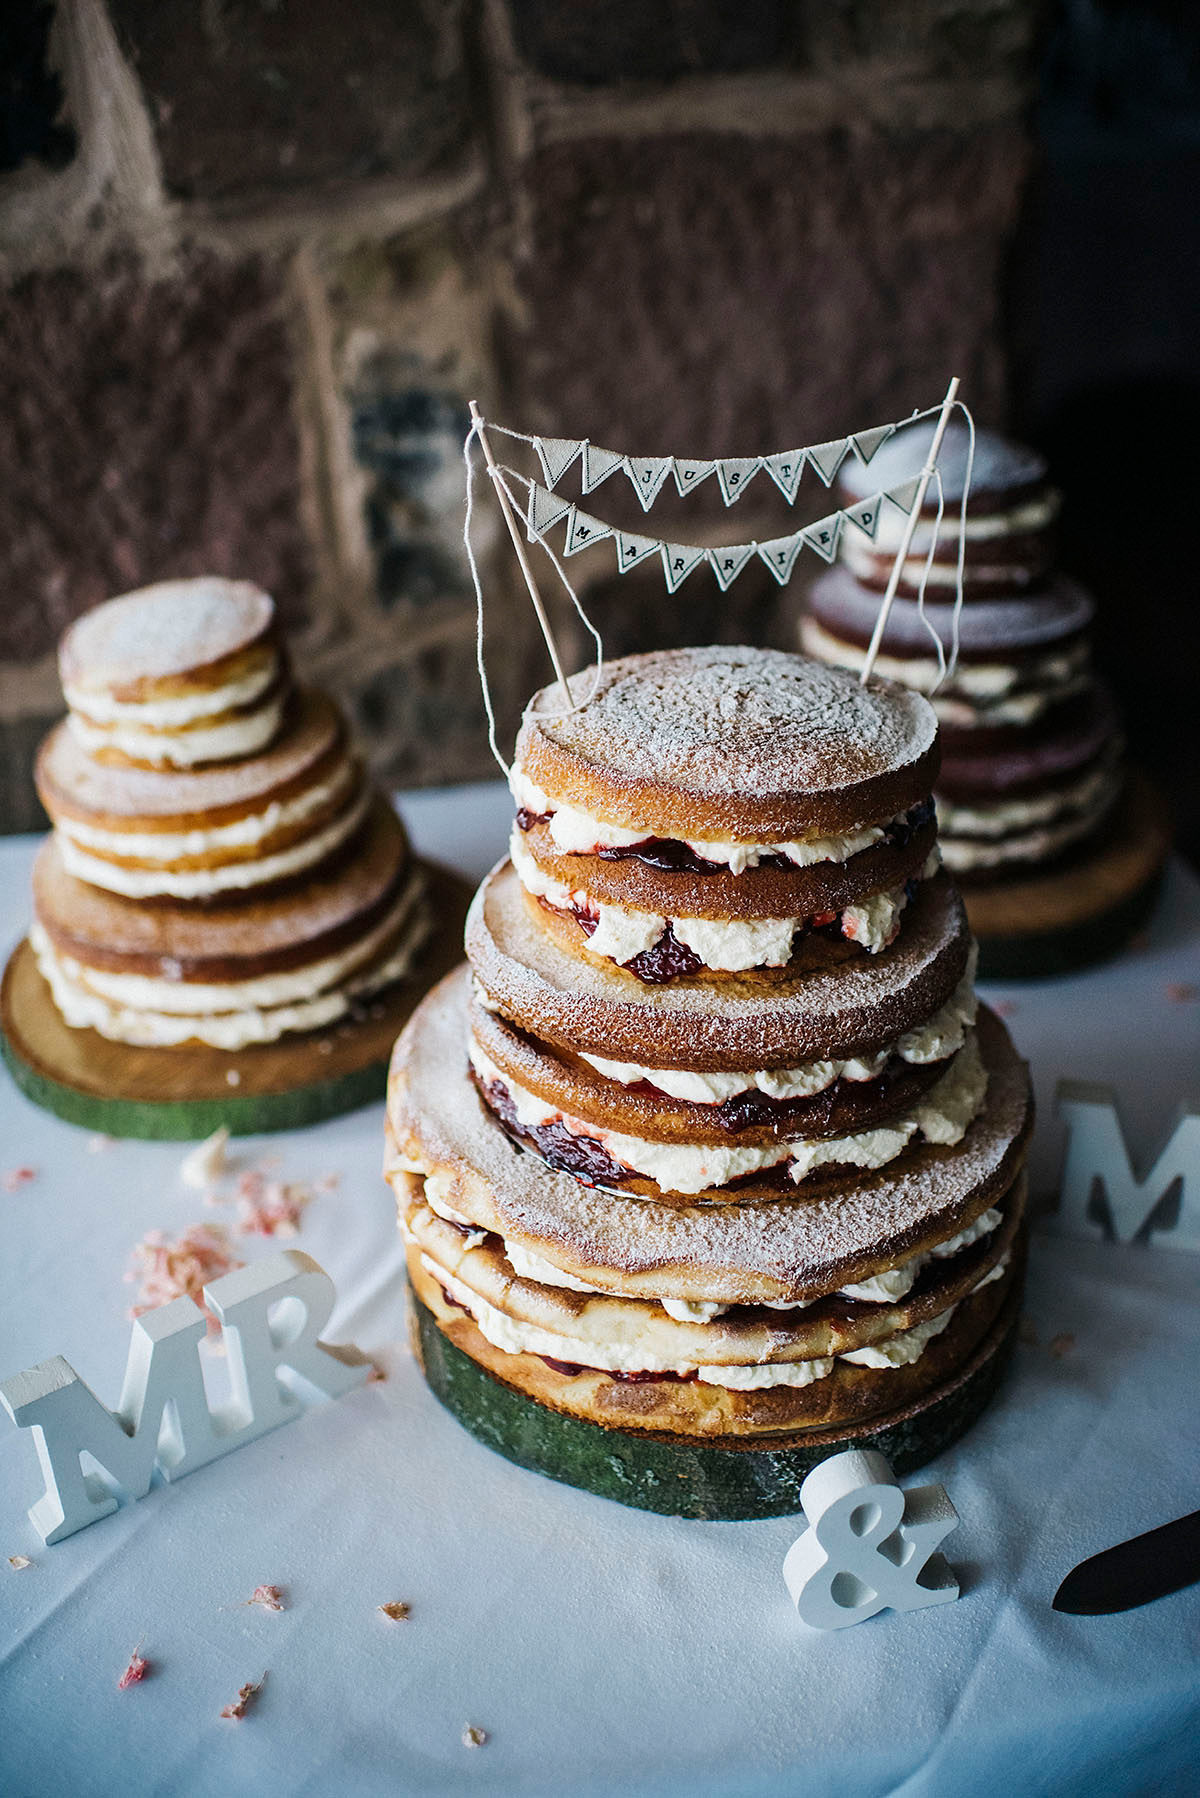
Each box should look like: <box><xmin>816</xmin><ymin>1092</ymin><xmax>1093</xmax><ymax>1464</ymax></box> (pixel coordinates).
<box><xmin>60</xmin><ymin>577</ymin><xmax>277</xmax><ymax>698</ymax></box>
<box><xmin>839</xmin><ymin>421</ymin><xmax>1048</xmax><ymax>507</ymax></box>
<box><xmin>515</xmin><ymin>647</ymin><xmax>939</xmax><ymax>839</ymax></box>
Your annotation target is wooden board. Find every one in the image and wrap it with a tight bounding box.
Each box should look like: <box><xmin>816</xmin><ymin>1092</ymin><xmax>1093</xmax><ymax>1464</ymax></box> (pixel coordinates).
<box><xmin>965</xmin><ymin>771</ymin><xmax>1171</xmax><ymax>981</ymax></box>
<box><xmin>0</xmin><ymin>860</ymin><xmax>472</xmax><ymax>1140</ymax></box>
<box><xmin>411</xmin><ymin>1278</ymin><xmax>1021</xmax><ymax>1521</ymax></box>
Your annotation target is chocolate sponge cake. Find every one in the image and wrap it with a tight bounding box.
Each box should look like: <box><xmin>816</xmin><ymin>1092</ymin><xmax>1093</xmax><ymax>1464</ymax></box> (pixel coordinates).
<box><xmin>387</xmin><ymin>648</ymin><xmax>1033</xmax><ymax>1514</ymax></box>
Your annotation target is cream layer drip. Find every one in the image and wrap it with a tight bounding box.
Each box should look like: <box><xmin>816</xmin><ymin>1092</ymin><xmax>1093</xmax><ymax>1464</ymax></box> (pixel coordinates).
<box><xmin>510</xmin><ymin>766</ymin><xmax>895</xmax><ymax>873</ymax></box>
<box><xmin>68</xmin><ymin>694</ymin><xmax>285</xmax><ymax>768</ymax></box>
<box><xmin>63</xmin><ymin>653</ymin><xmax>279</xmax><ymax>728</ymax></box>
<box><xmin>421</xmin><ymin>1252</ymin><xmax>975</xmax><ymax>1389</ymax></box>
<box><xmin>469</xmin><ymin>1030</ymin><xmax>987</xmax><ymax>1194</ymax></box>
<box><xmin>578</xmin><ymin>951</ymin><xmax>978</xmax><ymax>1104</ymax></box>
<box><xmin>57</xmin><ymin>781</ymin><xmax>370</xmax><ymax>898</ymax></box>
<box><xmin>850</xmin><ymin>491</ymin><xmax>1058</xmax><ymax>555</ymax></box>
<box><xmin>510</xmin><ymin>832</ymin><xmax>914</xmax><ymax>967</ymax></box>
<box><xmin>31</xmin><ymin>883</ymin><xmax>428</xmax><ymax>1048</ymax></box>
<box><xmin>800</xmin><ymin>616</ymin><xmax>1089</xmax><ymax>716</ymax></box>
<box><xmin>54</xmin><ymin>759</ymin><xmax>357</xmax><ymax>864</ymax></box>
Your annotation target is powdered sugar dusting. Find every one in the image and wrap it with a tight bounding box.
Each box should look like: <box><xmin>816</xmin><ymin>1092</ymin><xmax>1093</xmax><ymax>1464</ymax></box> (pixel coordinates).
<box><xmin>388</xmin><ymin>970</ymin><xmax>1031</xmax><ymax>1300</ymax></box>
<box><xmin>522</xmin><ymin>648</ymin><xmax>936</xmax><ymax>800</ymax></box>
<box><xmin>60</xmin><ymin>578</ymin><xmax>274</xmax><ymax>688</ymax></box>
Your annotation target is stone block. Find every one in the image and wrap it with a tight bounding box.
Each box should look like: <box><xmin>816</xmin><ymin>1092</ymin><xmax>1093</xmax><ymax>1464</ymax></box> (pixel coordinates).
<box><xmin>507</xmin><ymin>0</ymin><xmax>793</xmax><ymax>85</ymax></box>
<box><xmin>109</xmin><ymin>0</ymin><xmax>475</xmax><ymax>204</ymax></box>
<box><xmin>0</xmin><ymin>248</ymin><xmax>311</xmax><ymax>667</ymax></box>
<box><xmin>507</xmin><ymin>127</ymin><xmax>1028</xmax><ymax>459</ymax></box>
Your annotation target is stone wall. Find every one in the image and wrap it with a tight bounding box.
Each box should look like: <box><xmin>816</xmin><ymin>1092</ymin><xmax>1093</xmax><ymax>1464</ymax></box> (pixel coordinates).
<box><xmin>0</xmin><ymin>0</ymin><xmax>1040</xmax><ymax>829</ymax></box>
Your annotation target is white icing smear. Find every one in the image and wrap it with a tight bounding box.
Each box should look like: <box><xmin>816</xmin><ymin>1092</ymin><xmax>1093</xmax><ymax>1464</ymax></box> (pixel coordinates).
<box><xmin>939</xmin><ymin>785</ymin><xmax>1118</xmax><ymax>872</ymax></box>
<box><xmin>510</xmin><ymin>766</ymin><xmax>892</xmax><ymax>873</ymax></box>
<box><xmin>510</xmin><ymin>831</ymin><xmax>910</xmax><ymax>970</ymax></box>
<box><xmin>801</xmin><ymin>615</ymin><xmax>1089</xmax><ymax>714</ymax></box>
<box><xmin>67</xmin><ymin>695</ymin><xmax>285</xmax><ymax>768</ymax></box>
<box><xmin>422</xmin><ymin>1256</ymin><xmax>963</xmax><ymax>1389</ymax></box>
<box><xmin>57</xmin><ymin>782</ymin><xmax>370</xmax><ymax>898</ymax></box>
<box><xmin>469</xmin><ymin>1031</ymin><xmax>986</xmax><ymax>1195</ymax></box>
<box><xmin>64</xmin><ymin>653</ymin><xmax>279</xmax><ymax>727</ymax></box>
<box><xmin>579</xmin><ymin>952</ymin><xmax>977</xmax><ymax>1104</ymax></box>
<box><xmin>32</xmin><ymin>886</ymin><xmax>428</xmax><ymax>1048</ymax></box>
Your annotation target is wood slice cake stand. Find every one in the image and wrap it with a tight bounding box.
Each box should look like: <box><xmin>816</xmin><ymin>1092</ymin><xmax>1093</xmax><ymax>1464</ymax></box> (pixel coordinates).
<box><xmin>1</xmin><ymin>861</ymin><xmax>472</xmax><ymax>1141</ymax></box>
<box><xmin>410</xmin><ymin>1275</ymin><xmax>1021</xmax><ymax>1522</ymax></box>
<box><xmin>966</xmin><ymin>771</ymin><xmax>1171</xmax><ymax>981</ymax></box>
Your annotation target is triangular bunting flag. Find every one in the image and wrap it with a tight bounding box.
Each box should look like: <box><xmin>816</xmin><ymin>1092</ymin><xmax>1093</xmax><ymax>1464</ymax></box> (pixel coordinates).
<box><xmin>805</xmin><ymin>438</ymin><xmax>850</xmax><ymax>486</ymax></box>
<box><xmin>625</xmin><ymin>457</ymin><xmax>673</xmax><ymax>512</ymax></box>
<box><xmin>756</xmin><ymin>533</ymin><xmax>804</xmax><ymax>586</ymax></box>
<box><xmin>705</xmin><ymin>544</ymin><xmax>756</xmax><ymax>591</ymax></box>
<box><xmin>851</xmin><ymin>424</ymin><xmax>896</xmax><ymax>465</ymax></box>
<box><xmin>526</xmin><ymin>481</ymin><xmax>572</xmax><ymax>542</ymax></box>
<box><xmin>534</xmin><ymin>436</ymin><xmax>584</xmax><ymax>488</ymax></box>
<box><xmin>843</xmin><ymin>493</ymin><xmax>884</xmax><ymax>540</ymax></box>
<box><xmin>760</xmin><ymin>450</ymin><xmax>805</xmax><ymax>503</ymax></box>
<box><xmin>581</xmin><ymin>443</ymin><xmax>625</xmax><ymax>494</ymax></box>
<box><xmin>660</xmin><ymin>542</ymin><xmax>707</xmax><ymax>593</ymax></box>
<box><xmin>563</xmin><ymin>507</ymin><xmax>614</xmax><ymax>556</ymax></box>
<box><xmin>672</xmin><ymin>458</ymin><xmax>715</xmax><ymax>497</ymax></box>
<box><xmin>615</xmin><ymin>531</ymin><xmax>659</xmax><ymax>573</ymax></box>
<box><xmin>715</xmin><ymin>458</ymin><xmax>760</xmax><ymax>505</ymax></box>
<box><xmin>883</xmin><ymin>477</ymin><xmax>922</xmax><ymax>516</ymax></box>
<box><xmin>801</xmin><ymin>513</ymin><xmax>843</xmax><ymax>563</ymax></box>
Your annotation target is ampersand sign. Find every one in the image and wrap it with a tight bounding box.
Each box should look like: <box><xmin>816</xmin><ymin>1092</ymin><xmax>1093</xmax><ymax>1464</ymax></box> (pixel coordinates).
<box><xmin>782</xmin><ymin>1449</ymin><xmax>960</xmax><ymax>1630</ymax></box>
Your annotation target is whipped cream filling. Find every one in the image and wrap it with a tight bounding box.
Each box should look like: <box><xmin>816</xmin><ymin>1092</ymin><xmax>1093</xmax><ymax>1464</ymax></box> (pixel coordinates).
<box><xmin>840</xmin><ymin>546</ymin><xmax>1038</xmax><ymax>588</ymax></box>
<box><xmin>54</xmin><ymin>759</ymin><xmax>356</xmax><ymax>864</ymax></box>
<box><xmin>511</xmin><ymin>831</ymin><xmax>912</xmax><ymax>968</ymax></box>
<box><xmin>470</xmin><ymin>1029</ymin><xmax>986</xmax><ymax>1194</ymax></box>
<box><xmin>579</xmin><ymin>950</ymin><xmax>977</xmax><ymax>1104</ymax></box>
<box><xmin>847</xmin><ymin>491</ymin><xmax>1059</xmax><ymax>556</ymax></box>
<box><xmin>67</xmin><ymin>695</ymin><xmax>285</xmax><ymax>769</ymax></box>
<box><xmin>31</xmin><ymin>885</ymin><xmax>428</xmax><ymax>1049</ymax></box>
<box><xmin>501</xmin><ymin>1201</ymin><xmax>1002</xmax><ymax>1317</ymax></box>
<box><xmin>510</xmin><ymin>766</ymin><xmax>893</xmax><ymax>873</ymax></box>
<box><xmin>57</xmin><ymin>781</ymin><xmax>370</xmax><ymax>899</ymax></box>
<box><xmin>801</xmin><ymin>616</ymin><xmax>1089</xmax><ymax>716</ymax></box>
<box><xmin>423</xmin><ymin>1252</ymin><xmax>968</xmax><ymax>1389</ymax></box>
<box><xmin>936</xmin><ymin>762</ymin><xmax>1117</xmax><ymax>839</ymax></box>
<box><xmin>64</xmin><ymin>654</ymin><xmax>279</xmax><ymax>728</ymax></box>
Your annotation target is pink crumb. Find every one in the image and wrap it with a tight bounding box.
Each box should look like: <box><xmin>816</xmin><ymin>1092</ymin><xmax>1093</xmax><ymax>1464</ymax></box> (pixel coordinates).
<box><xmin>3</xmin><ymin>1167</ymin><xmax>37</xmax><ymax>1192</ymax></box>
<box><xmin>126</xmin><ymin>1223</ymin><xmax>243</xmax><ymax>1322</ymax></box>
<box><xmin>247</xmin><ymin>1585</ymin><xmax>286</xmax><ymax>1612</ymax></box>
<box><xmin>221</xmin><ymin>1674</ymin><xmax>266</xmax><ymax>1720</ymax></box>
<box><xmin>118</xmin><ymin>1650</ymin><xmax>150</xmax><ymax>1689</ymax></box>
<box><xmin>1166</xmin><ymin>983</ymin><xmax>1198</xmax><ymax>1003</ymax></box>
<box><xmin>236</xmin><ymin>1179</ymin><xmax>310</xmax><ymax>1239</ymax></box>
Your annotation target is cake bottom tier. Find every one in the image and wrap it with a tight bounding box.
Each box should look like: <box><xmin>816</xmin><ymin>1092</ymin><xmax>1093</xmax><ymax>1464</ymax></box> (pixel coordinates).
<box><xmin>409</xmin><ymin>1264</ymin><xmax>1022</xmax><ymax>1520</ymax></box>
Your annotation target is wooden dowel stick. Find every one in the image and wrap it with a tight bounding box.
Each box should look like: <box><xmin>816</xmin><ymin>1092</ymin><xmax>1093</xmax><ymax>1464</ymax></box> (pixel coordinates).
<box><xmin>860</xmin><ymin>376</ymin><xmax>960</xmax><ymax>686</ymax></box>
<box><xmin>469</xmin><ymin>399</ymin><xmax>572</xmax><ymax>711</ymax></box>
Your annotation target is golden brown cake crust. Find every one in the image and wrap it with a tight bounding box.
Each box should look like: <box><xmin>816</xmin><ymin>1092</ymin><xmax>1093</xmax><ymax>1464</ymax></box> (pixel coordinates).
<box><xmin>516</xmin><ymin>647</ymin><xmax>939</xmax><ymax>839</ymax></box>
<box><xmin>59</xmin><ymin>577</ymin><xmax>277</xmax><ymax>700</ymax></box>
<box><xmin>408</xmin><ymin>1248</ymin><xmax>1018</xmax><ymax>1439</ymax></box>
<box><xmin>468</xmin><ymin>861</ymin><xmax>971</xmax><ymax>1068</ymax></box>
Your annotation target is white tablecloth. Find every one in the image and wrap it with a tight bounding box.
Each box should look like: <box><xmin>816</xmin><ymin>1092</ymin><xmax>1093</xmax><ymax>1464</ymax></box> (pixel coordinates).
<box><xmin>1</xmin><ymin>784</ymin><xmax>1198</xmax><ymax>1798</ymax></box>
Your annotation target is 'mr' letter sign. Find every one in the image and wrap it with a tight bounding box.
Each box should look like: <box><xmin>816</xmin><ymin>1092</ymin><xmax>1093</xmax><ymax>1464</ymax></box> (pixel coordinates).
<box><xmin>1053</xmin><ymin>1081</ymin><xmax>1200</xmax><ymax>1252</ymax></box>
<box><xmin>0</xmin><ymin>1250</ymin><xmax>370</xmax><ymax>1543</ymax></box>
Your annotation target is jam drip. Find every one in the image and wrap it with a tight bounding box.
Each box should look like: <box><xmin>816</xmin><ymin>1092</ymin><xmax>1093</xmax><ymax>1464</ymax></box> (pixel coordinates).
<box><xmin>516</xmin><ymin>797</ymin><xmax>936</xmax><ymax>875</ymax></box>
<box><xmin>540</xmin><ymin>1355</ymin><xmax>699</xmax><ymax>1383</ymax></box>
<box><xmin>625</xmin><ymin>923</ymin><xmax>703</xmax><ymax>984</ymax></box>
<box><xmin>478</xmin><ymin>1074</ymin><xmax>630</xmax><ymax>1187</ymax></box>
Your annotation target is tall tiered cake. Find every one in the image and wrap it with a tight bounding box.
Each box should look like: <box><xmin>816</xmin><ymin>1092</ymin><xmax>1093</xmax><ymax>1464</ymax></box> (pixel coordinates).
<box><xmin>387</xmin><ymin>648</ymin><xmax>1033</xmax><ymax>1518</ymax></box>
<box><xmin>801</xmin><ymin>424</ymin><xmax>1168</xmax><ymax>975</ymax></box>
<box><xmin>1</xmin><ymin>576</ymin><xmax>466</xmax><ymax>1138</ymax></box>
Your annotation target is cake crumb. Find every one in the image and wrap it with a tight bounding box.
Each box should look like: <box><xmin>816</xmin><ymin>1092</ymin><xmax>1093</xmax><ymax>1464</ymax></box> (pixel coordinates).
<box><xmin>118</xmin><ymin>1648</ymin><xmax>150</xmax><ymax>1689</ymax></box>
<box><xmin>87</xmin><ymin>1134</ymin><xmax>113</xmax><ymax>1153</ymax></box>
<box><xmin>246</xmin><ymin>1584</ymin><xmax>286</xmax><ymax>1612</ymax></box>
<box><xmin>127</xmin><ymin>1223</ymin><xmax>243</xmax><ymax>1320</ymax></box>
<box><xmin>1166</xmin><ymin>982</ymin><xmax>1198</xmax><ymax>1003</ymax></box>
<box><xmin>225</xmin><ymin>1069</ymin><xmax>242</xmax><ymax>1087</ymax></box>
<box><xmin>317</xmin><ymin>1039</ymin><xmax>334</xmax><ymax>1055</ymax></box>
<box><xmin>8</xmin><ymin>1555</ymin><xmax>33</xmax><ymax>1571</ymax></box>
<box><xmin>3</xmin><ymin>1166</ymin><xmax>37</xmax><ymax>1192</ymax></box>
<box><xmin>378</xmin><ymin>1601</ymin><xmax>410</xmax><ymax>1622</ymax></box>
<box><xmin>180</xmin><ymin>1127</ymin><xmax>230</xmax><ymax>1190</ymax></box>
<box><xmin>1049</xmin><ymin>1332</ymin><xmax>1075</xmax><ymax>1359</ymax></box>
<box><xmin>462</xmin><ymin>1724</ymin><xmax>488</xmax><ymax>1748</ymax></box>
<box><xmin>221</xmin><ymin>1674</ymin><xmax>266</xmax><ymax>1720</ymax></box>
<box><xmin>237</xmin><ymin>1180</ymin><xmax>309</xmax><ymax>1238</ymax></box>
<box><xmin>367</xmin><ymin>1361</ymin><xmax>388</xmax><ymax>1384</ymax></box>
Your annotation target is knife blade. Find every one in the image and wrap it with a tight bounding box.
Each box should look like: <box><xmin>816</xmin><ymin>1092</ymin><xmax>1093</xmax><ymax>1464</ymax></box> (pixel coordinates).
<box><xmin>1053</xmin><ymin>1509</ymin><xmax>1200</xmax><ymax>1615</ymax></box>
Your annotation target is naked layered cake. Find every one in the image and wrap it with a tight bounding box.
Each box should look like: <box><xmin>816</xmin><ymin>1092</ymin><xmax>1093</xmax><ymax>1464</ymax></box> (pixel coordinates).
<box><xmin>800</xmin><ymin>425</ymin><xmax>1166</xmax><ymax>975</ymax></box>
<box><xmin>386</xmin><ymin>648</ymin><xmax>1033</xmax><ymax>1514</ymax></box>
<box><xmin>30</xmin><ymin>578</ymin><xmax>429</xmax><ymax>1049</ymax></box>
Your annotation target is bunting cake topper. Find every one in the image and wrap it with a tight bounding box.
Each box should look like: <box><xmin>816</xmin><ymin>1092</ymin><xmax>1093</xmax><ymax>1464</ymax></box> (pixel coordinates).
<box><xmin>463</xmin><ymin>380</ymin><xmax>974</xmax><ymax>772</ymax></box>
